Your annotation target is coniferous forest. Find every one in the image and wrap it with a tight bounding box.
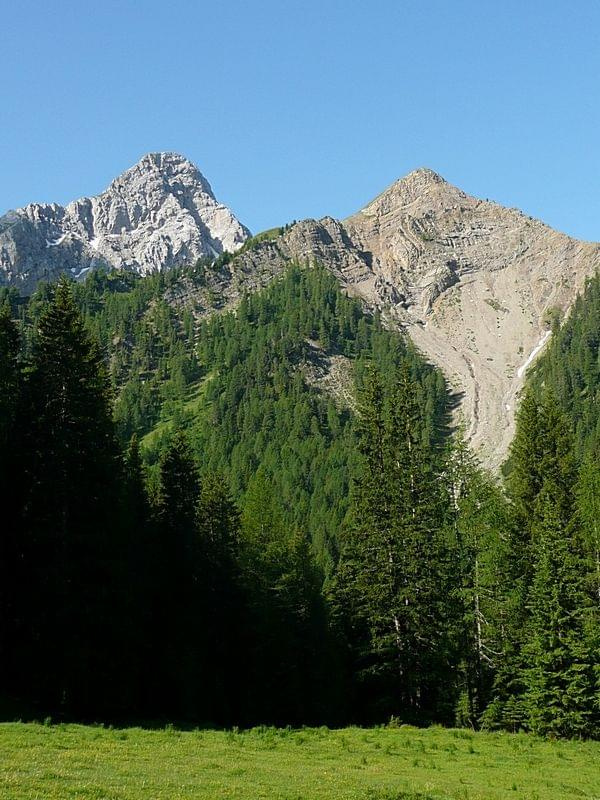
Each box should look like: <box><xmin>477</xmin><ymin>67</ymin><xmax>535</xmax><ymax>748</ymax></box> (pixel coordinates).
<box><xmin>0</xmin><ymin>264</ymin><xmax>599</xmax><ymax>738</ymax></box>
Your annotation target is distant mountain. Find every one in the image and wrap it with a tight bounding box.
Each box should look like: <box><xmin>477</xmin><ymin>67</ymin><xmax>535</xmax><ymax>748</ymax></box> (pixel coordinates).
<box><xmin>3</xmin><ymin>157</ymin><xmax>600</xmax><ymax>466</ymax></box>
<box><xmin>0</xmin><ymin>153</ymin><xmax>250</xmax><ymax>291</ymax></box>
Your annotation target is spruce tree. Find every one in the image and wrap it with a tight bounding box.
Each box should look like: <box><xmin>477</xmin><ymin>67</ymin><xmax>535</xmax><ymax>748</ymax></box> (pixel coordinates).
<box><xmin>489</xmin><ymin>391</ymin><xmax>599</xmax><ymax>735</ymax></box>
<box><xmin>17</xmin><ymin>279</ymin><xmax>122</xmax><ymax>717</ymax></box>
<box><xmin>577</xmin><ymin>453</ymin><xmax>600</xmax><ymax>605</ymax></box>
<box><xmin>0</xmin><ymin>302</ymin><xmax>20</xmax><ymax>453</ymax></box>
<box><xmin>524</xmin><ymin>488</ymin><xmax>598</xmax><ymax>737</ymax></box>
<box><xmin>484</xmin><ymin>390</ymin><xmax>548</xmax><ymax>730</ymax></box>
<box><xmin>150</xmin><ymin>430</ymin><xmax>202</xmax><ymax>720</ymax></box>
<box><xmin>195</xmin><ymin>472</ymin><xmax>242</xmax><ymax>723</ymax></box>
<box><xmin>333</xmin><ymin>365</ymin><xmax>454</xmax><ymax>723</ymax></box>
<box><xmin>117</xmin><ymin>434</ymin><xmax>153</xmax><ymax>716</ymax></box>
<box><xmin>239</xmin><ymin>472</ymin><xmax>333</xmax><ymax>724</ymax></box>
<box><xmin>0</xmin><ymin>303</ymin><xmax>22</xmax><ymax>713</ymax></box>
<box><xmin>445</xmin><ymin>433</ymin><xmax>511</xmax><ymax>726</ymax></box>
<box><xmin>523</xmin><ymin>395</ymin><xmax>597</xmax><ymax>736</ymax></box>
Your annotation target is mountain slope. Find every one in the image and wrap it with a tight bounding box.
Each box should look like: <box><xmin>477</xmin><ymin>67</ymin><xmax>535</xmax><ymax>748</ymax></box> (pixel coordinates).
<box><xmin>343</xmin><ymin>169</ymin><xmax>600</xmax><ymax>466</ymax></box>
<box><xmin>0</xmin><ymin>153</ymin><xmax>250</xmax><ymax>291</ymax></box>
<box><xmin>527</xmin><ymin>272</ymin><xmax>600</xmax><ymax>458</ymax></box>
<box><xmin>3</xmin><ymin>159</ymin><xmax>600</xmax><ymax>466</ymax></box>
<box><xmin>9</xmin><ymin>263</ymin><xmax>448</xmax><ymax>575</ymax></box>
<box><xmin>223</xmin><ymin>170</ymin><xmax>600</xmax><ymax>466</ymax></box>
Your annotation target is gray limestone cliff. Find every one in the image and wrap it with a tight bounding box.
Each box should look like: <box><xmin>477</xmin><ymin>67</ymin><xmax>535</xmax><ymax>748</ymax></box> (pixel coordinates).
<box><xmin>0</xmin><ymin>152</ymin><xmax>250</xmax><ymax>291</ymax></box>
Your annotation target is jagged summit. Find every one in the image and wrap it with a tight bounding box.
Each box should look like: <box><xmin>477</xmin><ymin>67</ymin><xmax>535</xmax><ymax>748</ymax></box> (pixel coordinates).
<box><xmin>107</xmin><ymin>152</ymin><xmax>216</xmax><ymax>198</ymax></box>
<box><xmin>390</xmin><ymin>166</ymin><xmax>448</xmax><ymax>191</ymax></box>
<box><xmin>141</xmin><ymin>151</ymin><xmax>191</xmax><ymax>167</ymax></box>
<box><xmin>0</xmin><ymin>154</ymin><xmax>250</xmax><ymax>291</ymax></box>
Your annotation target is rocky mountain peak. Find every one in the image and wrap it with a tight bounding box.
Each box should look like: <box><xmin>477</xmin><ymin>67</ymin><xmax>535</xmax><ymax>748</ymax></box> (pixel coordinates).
<box><xmin>3</xmin><ymin>157</ymin><xmax>600</xmax><ymax>469</ymax></box>
<box><xmin>391</xmin><ymin>166</ymin><xmax>448</xmax><ymax>192</ymax></box>
<box><xmin>355</xmin><ymin>167</ymin><xmax>463</xmax><ymax>219</ymax></box>
<box><xmin>107</xmin><ymin>152</ymin><xmax>215</xmax><ymax>199</ymax></box>
<box><xmin>0</xmin><ymin>154</ymin><xmax>250</xmax><ymax>292</ymax></box>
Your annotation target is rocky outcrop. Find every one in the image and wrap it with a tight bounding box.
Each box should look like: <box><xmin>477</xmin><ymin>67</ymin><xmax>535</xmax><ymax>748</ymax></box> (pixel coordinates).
<box><xmin>0</xmin><ymin>153</ymin><xmax>250</xmax><ymax>291</ymax></box>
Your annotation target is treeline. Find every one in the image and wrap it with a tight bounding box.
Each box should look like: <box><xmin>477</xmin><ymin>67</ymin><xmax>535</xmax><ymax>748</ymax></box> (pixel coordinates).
<box><xmin>0</xmin><ymin>264</ymin><xmax>599</xmax><ymax>737</ymax></box>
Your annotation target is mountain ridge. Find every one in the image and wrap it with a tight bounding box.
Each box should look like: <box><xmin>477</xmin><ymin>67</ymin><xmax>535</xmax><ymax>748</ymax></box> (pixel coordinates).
<box><xmin>3</xmin><ymin>153</ymin><xmax>600</xmax><ymax>467</ymax></box>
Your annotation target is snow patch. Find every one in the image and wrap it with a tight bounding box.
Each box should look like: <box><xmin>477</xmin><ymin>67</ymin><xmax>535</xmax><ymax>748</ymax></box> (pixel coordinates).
<box><xmin>46</xmin><ymin>233</ymin><xmax>68</xmax><ymax>248</ymax></box>
<box><xmin>517</xmin><ymin>331</ymin><xmax>551</xmax><ymax>378</ymax></box>
<box><xmin>89</xmin><ymin>236</ymin><xmax>101</xmax><ymax>250</ymax></box>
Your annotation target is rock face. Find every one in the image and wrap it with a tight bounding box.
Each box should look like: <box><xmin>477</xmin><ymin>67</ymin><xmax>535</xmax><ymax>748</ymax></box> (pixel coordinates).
<box><xmin>228</xmin><ymin>169</ymin><xmax>600</xmax><ymax>468</ymax></box>
<box><xmin>343</xmin><ymin>169</ymin><xmax>600</xmax><ymax>466</ymax></box>
<box><xmin>0</xmin><ymin>153</ymin><xmax>250</xmax><ymax>291</ymax></box>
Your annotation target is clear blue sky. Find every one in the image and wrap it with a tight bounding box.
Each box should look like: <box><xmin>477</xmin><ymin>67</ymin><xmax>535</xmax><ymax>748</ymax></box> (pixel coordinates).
<box><xmin>2</xmin><ymin>0</ymin><xmax>599</xmax><ymax>239</ymax></box>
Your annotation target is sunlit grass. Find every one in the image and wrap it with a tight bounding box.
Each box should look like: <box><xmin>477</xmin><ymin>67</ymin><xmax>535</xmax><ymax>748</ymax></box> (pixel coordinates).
<box><xmin>1</xmin><ymin>722</ymin><xmax>598</xmax><ymax>799</ymax></box>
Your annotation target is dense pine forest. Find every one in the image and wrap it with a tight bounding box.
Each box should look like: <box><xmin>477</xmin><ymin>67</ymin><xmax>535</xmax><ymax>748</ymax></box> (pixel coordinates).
<box><xmin>0</xmin><ymin>263</ymin><xmax>599</xmax><ymax>737</ymax></box>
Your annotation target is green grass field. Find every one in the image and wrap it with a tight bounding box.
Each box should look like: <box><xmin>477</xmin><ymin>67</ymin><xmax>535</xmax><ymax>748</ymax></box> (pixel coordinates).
<box><xmin>1</xmin><ymin>723</ymin><xmax>599</xmax><ymax>800</ymax></box>
<box><xmin>140</xmin><ymin>370</ymin><xmax>215</xmax><ymax>452</ymax></box>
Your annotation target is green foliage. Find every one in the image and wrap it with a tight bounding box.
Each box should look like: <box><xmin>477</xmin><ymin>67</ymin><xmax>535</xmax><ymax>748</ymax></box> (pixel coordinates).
<box><xmin>10</xmin><ymin>280</ymin><xmax>126</xmax><ymax>717</ymax></box>
<box><xmin>488</xmin><ymin>391</ymin><xmax>600</xmax><ymax>736</ymax></box>
<box><xmin>444</xmin><ymin>433</ymin><xmax>513</xmax><ymax>726</ymax></box>
<box><xmin>530</xmin><ymin>273</ymin><xmax>600</xmax><ymax>457</ymax></box>
<box><xmin>27</xmin><ymin>268</ymin><xmax>202</xmax><ymax>442</ymax></box>
<box><xmin>143</xmin><ymin>263</ymin><xmax>448</xmax><ymax>573</ymax></box>
<box><xmin>3</xmin><ymin>260</ymin><xmax>599</xmax><ymax>738</ymax></box>
<box><xmin>331</xmin><ymin>366</ymin><xmax>460</xmax><ymax>724</ymax></box>
<box><xmin>8</xmin><ymin>262</ymin><xmax>448</xmax><ymax>575</ymax></box>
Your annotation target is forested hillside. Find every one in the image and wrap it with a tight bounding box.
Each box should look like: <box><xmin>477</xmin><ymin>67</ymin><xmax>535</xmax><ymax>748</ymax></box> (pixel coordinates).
<box><xmin>0</xmin><ymin>264</ymin><xmax>599</xmax><ymax>738</ymax></box>
<box><xmin>2</xmin><ymin>264</ymin><xmax>448</xmax><ymax>572</ymax></box>
<box><xmin>528</xmin><ymin>273</ymin><xmax>600</xmax><ymax>457</ymax></box>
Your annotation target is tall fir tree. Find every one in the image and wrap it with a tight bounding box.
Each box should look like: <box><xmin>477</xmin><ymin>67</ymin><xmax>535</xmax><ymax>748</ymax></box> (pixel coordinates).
<box><xmin>332</xmin><ymin>365</ymin><xmax>455</xmax><ymax>723</ymax></box>
<box><xmin>524</xmin><ymin>488</ymin><xmax>599</xmax><ymax>737</ymax></box>
<box><xmin>150</xmin><ymin>430</ymin><xmax>202</xmax><ymax>720</ymax></box>
<box><xmin>15</xmin><ymin>279</ymin><xmax>123</xmax><ymax>717</ymax></box>
<box><xmin>488</xmin><ymin>391</ymin><xmax>599</xmax><ymax>735</ymax></box>
<box><xmin>0</xmin><ymin>303</ymin><xmax>22</xmax><ymax>713</ymax></box>
<box><xmin>195</xmin><ymin>472</ymin><xmax>243</xmax><ymax>724</ymax></box>
<box><xmin>577</xmin><ymin>453</ymin><xmax>600</xmax><ymax>606</ymax></box>
<box><xmin>239</xmin><ymin>472</ymin><xmax>334</xmax><ymax>724</ymax></box>
<box><xmin>116</xmin><ymin>434</ymin><xmax>154</xmax><ymax>716</ymax></box>
<box><xmin>445</xmin><ymin>432</ymin><xmax>512</xmax><ymax>727</ymax></box>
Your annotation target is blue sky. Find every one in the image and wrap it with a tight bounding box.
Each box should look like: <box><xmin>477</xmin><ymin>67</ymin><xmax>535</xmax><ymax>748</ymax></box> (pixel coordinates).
<box><xmin>1</xmin><ymin>0</ymin><xmax>599</xmax><ymax>239</ymax></box>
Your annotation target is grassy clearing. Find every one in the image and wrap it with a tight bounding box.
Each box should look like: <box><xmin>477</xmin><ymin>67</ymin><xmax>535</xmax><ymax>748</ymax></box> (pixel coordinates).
<box><xmin>140</xmin><ymin>371</ymin><xmax>215</xmax><ymax>452</ymax></box>
<box><xmin>1</xmin><ymin>723</ymin><xmax>599</xmax><ymax>800</ymax></box>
